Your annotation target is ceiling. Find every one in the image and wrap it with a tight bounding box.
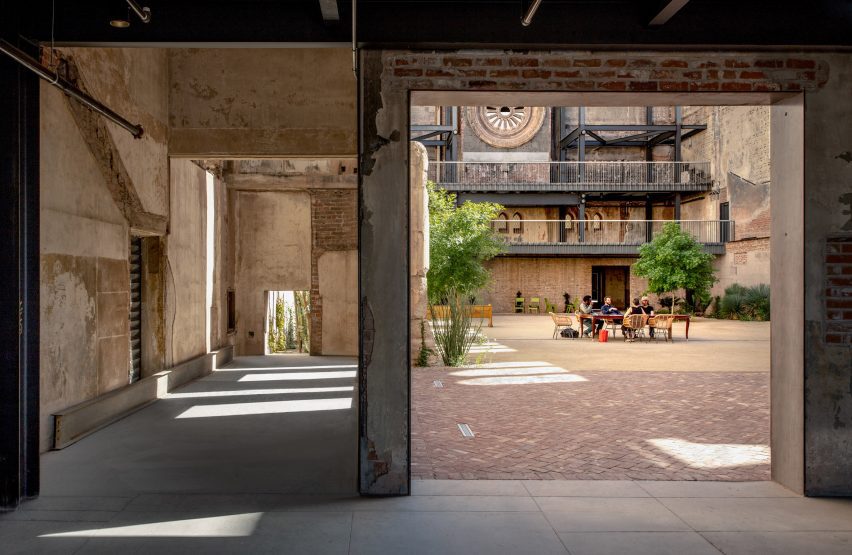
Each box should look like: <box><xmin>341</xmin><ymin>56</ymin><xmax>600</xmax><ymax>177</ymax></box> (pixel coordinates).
<box><xmin>8</xmin><ymin>0</ymin><xmax>852</xmax><ymax>49</ymax></box>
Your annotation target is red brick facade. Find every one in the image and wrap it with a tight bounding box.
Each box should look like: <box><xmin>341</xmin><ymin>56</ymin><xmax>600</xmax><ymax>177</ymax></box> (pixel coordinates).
<box><xmin>389</xmin><ymin>52</ymin><xmax>829</xmax><ymax>93</ymax></box>
<box><xmin>309</xmin><ymin>189</ymin><xmax>358</xmax><ymax>354</ymax></box>
<box><xmin>825</xmin><ymin>237</ymin><xmax>852</xmax><ymax>345</ymax></box>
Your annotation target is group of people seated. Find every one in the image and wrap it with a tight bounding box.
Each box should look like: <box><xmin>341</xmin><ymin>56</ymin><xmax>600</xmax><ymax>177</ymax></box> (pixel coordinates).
<box><xmin>577</xmin><ymin>294</ymin><xmax>656</xmax><ymax>342</ymax></box>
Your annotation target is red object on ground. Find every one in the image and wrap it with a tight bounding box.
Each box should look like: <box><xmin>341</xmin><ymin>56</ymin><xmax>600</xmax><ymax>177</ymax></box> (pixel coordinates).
<box><xmin>599</xmin><ymin>329</ymin><xmax>609</xmax><ymax>342</ymax></box>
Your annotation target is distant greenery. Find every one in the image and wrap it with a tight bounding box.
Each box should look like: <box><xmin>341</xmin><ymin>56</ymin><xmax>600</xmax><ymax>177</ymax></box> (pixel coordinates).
<box><xmin>431</xmin><ymin>289</ymin><xmax>482</xmax><ymax>367</ymax></box>
<box><xmin>633</xmin><ymin>222</ymin><xmax>717</xmax><ymax>311</ymax></box>
<box><xmin>426</xmin><ymin>182</ymin><xmax>503</xmax><ymax>366</ymax></box>
<box><xmin>427</xmin><ymin>181</ymin><xmax>504</xmax><ymax>303</ymax></box>
<box><xmin>714</xmin><ymin>283</ymin><xmax>770</xmax><ymax>321</ymax></box>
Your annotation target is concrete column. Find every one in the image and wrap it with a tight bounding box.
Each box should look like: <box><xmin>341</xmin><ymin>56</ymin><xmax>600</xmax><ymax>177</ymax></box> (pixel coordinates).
<box><xmin>799</xmin><ymin>54</ymin><xmax>852</xmax><ymax>496</ymax></box>
<box><xmin>358</xmin><ymin>50</ymin><xmax>410</xmax><ymax>495</ymax></box>
<box><xmin>410</xmin><ymin>141</ymin><xmax>433</xmax><ymax>360</ymax></box>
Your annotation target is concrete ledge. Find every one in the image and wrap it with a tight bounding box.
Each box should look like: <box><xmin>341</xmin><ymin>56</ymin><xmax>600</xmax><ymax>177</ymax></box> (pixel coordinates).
<box><xmin>53</xmin><ymin>345</ymin><xmax>234</xmax><ymax>450</ymax></box>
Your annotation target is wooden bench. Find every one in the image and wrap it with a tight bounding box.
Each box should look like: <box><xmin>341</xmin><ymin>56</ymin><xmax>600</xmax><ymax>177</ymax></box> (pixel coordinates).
<box><xmin>426</xmin><ymin>304</ymin><xmax>493</xmax><ymax>327</ymax></box>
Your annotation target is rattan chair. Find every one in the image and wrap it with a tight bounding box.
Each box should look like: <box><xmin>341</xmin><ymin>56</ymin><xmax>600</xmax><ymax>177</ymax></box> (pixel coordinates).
<box><xmin>651</xmin><ymin>314</ymin><xmax>675</xmax><ymax>342</ymax></box>
<box><xmin>549</xmin><ymin>312</ymin><xmax>575</xmax><ymax>339</ymax></box>
<box><xmin>623</xmin><ymin>313</ymin><xmax>648</xmax><ymax>342</ymax></box>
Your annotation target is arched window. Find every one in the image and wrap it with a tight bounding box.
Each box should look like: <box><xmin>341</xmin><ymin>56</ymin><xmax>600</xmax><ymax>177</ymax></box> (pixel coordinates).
<box><xmin>511</xmin><ymin>212</ymin><xmax>524</xmax><ymax>234</ymax></box>
<box><xmin>592</xmin><ymin>212</ymin><xmax>603</xmax><ymax>231</ymax></box>
<box><xmin>495</xmin><ymin>212</ymin><xmax>508</xmax><ymax>233</ymax></box>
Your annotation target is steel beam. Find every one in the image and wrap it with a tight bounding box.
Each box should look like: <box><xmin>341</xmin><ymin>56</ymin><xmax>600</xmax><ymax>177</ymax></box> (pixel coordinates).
<box><xmin>457</xmin><ymin>193</ymin><xmax>580</xmax><ymax>206</ymax></box>
<box><xmin>649</xmin><ymin>0</ymin><xmax>690</xmax><ymax>27</ymax></box>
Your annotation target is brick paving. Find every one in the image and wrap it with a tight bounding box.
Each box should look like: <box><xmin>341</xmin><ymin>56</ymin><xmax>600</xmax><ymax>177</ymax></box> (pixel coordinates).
<box><xmin>412</xmin><ymin>367</ymin><xmax>769</xmax><ymax>481</ymax></box>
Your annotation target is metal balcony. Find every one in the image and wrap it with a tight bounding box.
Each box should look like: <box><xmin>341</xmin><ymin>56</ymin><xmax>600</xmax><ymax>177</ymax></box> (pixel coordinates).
<box><xmin>491</xmin><ymin>219</ymin><xmax>734</xmax><ymax>256</ymax></box>
<box><xmin>430</xmin><ymin>161</ymin><xmax>712</xmax><ymax>193</ymax></box>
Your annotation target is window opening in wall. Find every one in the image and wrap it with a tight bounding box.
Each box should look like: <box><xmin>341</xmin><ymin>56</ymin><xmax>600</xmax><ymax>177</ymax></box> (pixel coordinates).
<box><xmin>227</xmin><ymin>289</ymin><xmax>236</xmax><ymax>333</ymax></box>
<box><xmin>511</xmin><ymin>212</ymin><xmax>523</xmax><ymax>235</ymax></box>
<box><xmin>720</xmin><ymin>201</ymin><xmax>731</xmax><ymax>243</ymax></box>
<box><xmin>129</xmin><ymin>236</ymin><xmax>143</xmax><ymax>382</ymax></box>
<box><xmin>265</xmin><ymin>290</ymin><xmax>311</xmax><ymax>354</ymax></box>
<box><xmin>495</xmin><ymin>212</ymin><xmax>508</xmax><ymax>233</ymax></box>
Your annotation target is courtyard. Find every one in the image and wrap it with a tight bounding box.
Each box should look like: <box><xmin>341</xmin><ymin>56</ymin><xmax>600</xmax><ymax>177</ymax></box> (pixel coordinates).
<box><xmin>412</xmin><ymin>316</ymin><xmax>770</xmax><ymax>481</ymax></box>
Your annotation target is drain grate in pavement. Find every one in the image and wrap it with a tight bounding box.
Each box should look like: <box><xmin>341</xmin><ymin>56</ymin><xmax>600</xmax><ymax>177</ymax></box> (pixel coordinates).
<box><xmin>433</xmin><ymin>380</ymin><xmax>443</xmax><ymax>388</ymax></box>
<box><xmin>457</xmin><ymin>423</ymin><xmax>475</xmax><ymax>438</ymax></box>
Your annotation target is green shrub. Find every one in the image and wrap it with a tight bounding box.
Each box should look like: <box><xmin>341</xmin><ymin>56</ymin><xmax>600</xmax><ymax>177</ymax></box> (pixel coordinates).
<box><xmin>718</xmin><ymin>283</ymin><xmax>770</xmax><ymax>321</ymax></box>
<box><xmin>431</xmin><ymin>290</ymin><xmax>482</xmax><ymax>367</ymax></box>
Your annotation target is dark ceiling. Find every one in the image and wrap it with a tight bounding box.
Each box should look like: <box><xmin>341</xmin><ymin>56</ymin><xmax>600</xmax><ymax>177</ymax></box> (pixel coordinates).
<box><xmin>7</xmin><ymin>0</ymin><xmax>852</xmax><ymax>49</ymax></box>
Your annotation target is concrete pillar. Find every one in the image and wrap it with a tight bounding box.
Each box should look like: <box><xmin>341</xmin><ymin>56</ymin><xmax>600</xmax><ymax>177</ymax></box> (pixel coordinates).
<box><xmin>410</xmin><ymin>141</ymin><xmax>433</xmax><ymax>360</ymax></box>
<box><xmin>358</xmin><ymin>50</ymin><xmax>410</xmax><ymax>495</ymax></box>
<box><xmin>798</xmin><ymin>54</ymin><xmax>852</xmax><ymax>496</ymax></box>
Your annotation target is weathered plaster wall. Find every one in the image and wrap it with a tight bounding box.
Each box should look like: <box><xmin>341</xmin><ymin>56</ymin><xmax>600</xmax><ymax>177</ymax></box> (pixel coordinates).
<box><xmin>165</xmin><ymin>160</ymin><xmax>208</xmax><ymax>365</ymax></box>
<box><xmin>226</xmin><ymin>159</ymin><xmax>358</xmax><ymax>356</ymax></box>
<box><xmin>169</xmin><ymin>49</ymin><xmax>356</xmax><ymax>158</ymax></box>
<box><xmin>39</xmin><ymin>48</ymin><xmax>169</xmax><ymax>452</ymax></box>
<box><xmin>682</xmin><ymin>105</ymin><xmax>771</xmax><ymax>296</ymax></box>
<box><xmin>234</xmin><ymin>190</ymin><xmax>312</xmax><ymax>355</ymax></box>
<box><xmin>801</xmin><ymin>54</ymin><xmax>852</xmax><ymax>495</ymax></box>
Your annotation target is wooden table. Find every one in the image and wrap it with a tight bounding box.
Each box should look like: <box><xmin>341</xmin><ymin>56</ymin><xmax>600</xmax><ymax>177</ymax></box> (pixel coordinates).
<box><xmin>578</xmin><ymin>313</ymin><xmax>692</xmax><ymax>340</ymax></box>
<box><xmin>671</xmin><ymin>314</ymin><xmax>691</xmax><ymax>340</ymax></box>
<box><xmin>577</xmin><ymin>313</ymin><xmax>624</xmax><ymax>340</ymax></box>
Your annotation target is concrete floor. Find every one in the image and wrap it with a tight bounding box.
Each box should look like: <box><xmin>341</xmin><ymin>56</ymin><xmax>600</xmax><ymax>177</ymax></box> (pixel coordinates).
<box><xmin>3</xmin><ymin>350</ymin><xmax>851</xmax><ymax>553</ymax></box>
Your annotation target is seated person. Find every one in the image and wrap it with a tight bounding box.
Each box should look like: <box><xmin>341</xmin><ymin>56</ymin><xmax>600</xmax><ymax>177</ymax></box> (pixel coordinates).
<box><xmin>622</xmin><ymin>297</ymin><xmax>642</xmax><ymax>340</ymax></box>
<box><xmin>600</xmin><ymin>296</ymin><xmax>623</xmax><ymax>324</ymax></box>
<box><xmin>639</xmin><ymin>295</ymin><xmax>656</xmax><ymax>338</ymax></box>
<box><xmin>578</xmin><ymin>295</ymin><xmax>600</xmax><ymax>336</ymax></box>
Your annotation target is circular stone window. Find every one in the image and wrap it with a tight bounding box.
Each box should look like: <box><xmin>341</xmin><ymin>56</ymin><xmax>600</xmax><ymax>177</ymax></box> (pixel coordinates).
<box><xmin>465</xmin><ymin>106</ymin><xmax>546</xmax><ymax>148</ymax></box>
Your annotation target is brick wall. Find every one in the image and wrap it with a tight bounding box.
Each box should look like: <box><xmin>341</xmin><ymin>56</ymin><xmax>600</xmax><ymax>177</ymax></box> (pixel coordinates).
<box><xmin>390</xmin><ymin>53</ymin><xmax>828</xmax><ymax>93</ymax></box>
<box><xmin>825</xmin><ymin>237</ymin><xmax>852</xmax><ymax>346</ymax></box>
<box><xmin>310</xmin><ymin>189</ymin><xmax>358</xmax><ymax>354</ymax></box>
<box><xmin>481</xmin><ymin>257</ymin><xmax>650</xmax><ymax>313</ymax></box>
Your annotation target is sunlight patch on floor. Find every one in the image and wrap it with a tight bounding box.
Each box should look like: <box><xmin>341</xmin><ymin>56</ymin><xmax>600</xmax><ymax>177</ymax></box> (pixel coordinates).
<box><xmin>239</xmin><ymin>371</ymin><xmax>357</xmax><ymax>381</ymax></box>
<box><xmin>40</xmin><ymin>513</ymin><xmax>263</xmax><ymax>538</ymax></box>
<box><xmin>165</xmin><ymin>386</ymin><xmax>354</xmax><ymax>399</ymax></box>
<box><xmin>648</xmin><ymin>438</ymin><xmax>770</xmax><ymax>469</ymax></box>
<box><xmin>457</xmin><ymin>374</ymin><xmax>588</xmax><ymax>386</ymax></box>
<box><xmin>175</xmin><ymin>397</ymin><xmax>353</xmax><ymax>418</ymax></box>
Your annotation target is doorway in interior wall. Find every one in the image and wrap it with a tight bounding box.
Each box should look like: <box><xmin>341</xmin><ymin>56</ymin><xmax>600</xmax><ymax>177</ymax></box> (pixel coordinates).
<box><xmin>592</xmin><ymin>265</ymin><xmax>630</xmax><ymax>310</ymax></box>
<box><xmin>264</xmin><ymin>290</ymin><xmax>311</xmax><ymax>355</ymax></box>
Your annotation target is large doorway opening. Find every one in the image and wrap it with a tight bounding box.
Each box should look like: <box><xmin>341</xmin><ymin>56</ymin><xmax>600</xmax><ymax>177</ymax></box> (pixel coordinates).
<box><xmin>409</xmin><ymin>94</ymin><xmax>788</xmax><ymax>484</ymax></box>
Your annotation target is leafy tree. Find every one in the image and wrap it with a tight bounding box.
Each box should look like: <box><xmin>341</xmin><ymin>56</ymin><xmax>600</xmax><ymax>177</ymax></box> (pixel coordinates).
<box><xmin>633</xmin><ymin>222</ymin><xmax>717</xmax><ymax>311</ymax></box>
<box><xmin>427</xmin><ymin>182</ymin><xmax>505</xmax><ymax>303</ymax></box>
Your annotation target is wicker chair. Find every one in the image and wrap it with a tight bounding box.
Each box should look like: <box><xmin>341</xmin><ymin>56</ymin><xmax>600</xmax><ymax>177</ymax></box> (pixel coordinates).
<box><xmin>549</xmin><ymin>312</ymin><xmax>575</xmax><ymax>339</ymax></box>
<box><xmin>622</xmin><ymin>314</ymin><xmax>648</xmax><ymax>342</ymax></box>
<box><xmin>651</xmin><ymin>314</ymin><xmax>675</xmax><ymax>342</ymax></box>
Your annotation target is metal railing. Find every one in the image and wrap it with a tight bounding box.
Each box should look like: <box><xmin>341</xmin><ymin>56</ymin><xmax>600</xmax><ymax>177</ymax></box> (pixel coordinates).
<box><xmin>491</xmin><ymin>219</ymin><xmax>734</xmax><ymax>253</ymax></box>
<box><xmin>430</xmin><ymin>161</ymin><xmax>712</xmax><ymax>192</ymax></box>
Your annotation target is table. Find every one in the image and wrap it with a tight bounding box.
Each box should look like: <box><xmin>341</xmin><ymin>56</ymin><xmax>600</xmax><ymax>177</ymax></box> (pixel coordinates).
<box><xmin>577</xmin><ymin>313</ymin><xmax>624</xmax><ymax>340</ymax></box>
<box><xmin>577</xmin><ymin>313</ymin><xmax>692</xmax><ymax>340</ymax></box>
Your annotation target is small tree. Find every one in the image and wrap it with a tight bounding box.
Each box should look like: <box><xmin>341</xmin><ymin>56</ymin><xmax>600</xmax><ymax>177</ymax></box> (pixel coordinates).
<box><xmin>427</xmin><ymin>182</ymin><xmax>505</xmax><ymax>303</ymax></box>
<box><xmin>633</xmin><ymin>222</ymin><xmax>717</xmax><ymax>312</ymax></box>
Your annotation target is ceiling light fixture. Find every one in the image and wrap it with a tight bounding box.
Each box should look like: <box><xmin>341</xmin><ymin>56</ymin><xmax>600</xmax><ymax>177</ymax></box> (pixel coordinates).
<box><xmin>110</xmin><ymin>1</ymin><xmax>151</xmax><ymax>28</ymax></box>
<box><xmin>521</xmin><ymin>0</ymin><xmax>543</xmax><ymax>27</ymax></box>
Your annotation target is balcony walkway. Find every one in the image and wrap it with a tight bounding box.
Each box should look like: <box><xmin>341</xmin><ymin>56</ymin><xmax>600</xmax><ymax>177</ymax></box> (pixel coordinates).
<box><xmin>493</xmin><ymin>219</ymin><xmax>732</xmax><ymax>256</ymax></box>
<box><xmin>2</xmin><ymin>351</ymin><xmax>852</xmax><ymax>552</ymax></box>
<box><xmin>430</xmin><ymin>161</ymin><xmax>713</xmax><ymax>193</ymax></box>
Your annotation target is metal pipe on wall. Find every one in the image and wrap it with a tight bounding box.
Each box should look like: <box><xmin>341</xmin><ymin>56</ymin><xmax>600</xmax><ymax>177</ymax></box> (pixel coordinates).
<box><xmin>0</xmin><ymin>39</ymin><xmax>144</xmax><ymax>139</ymax></box>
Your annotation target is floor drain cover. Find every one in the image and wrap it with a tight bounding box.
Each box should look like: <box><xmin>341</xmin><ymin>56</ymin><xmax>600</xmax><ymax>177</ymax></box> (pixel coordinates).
<box><xmin>457</xmin><ymin>423</ymin><xmax>475</xmax><ymax>438</ymax></box>
<box><xmin>433</xmin><ymin>380</ymin><xmax>443</xmax><ymax>388</ymax></box>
